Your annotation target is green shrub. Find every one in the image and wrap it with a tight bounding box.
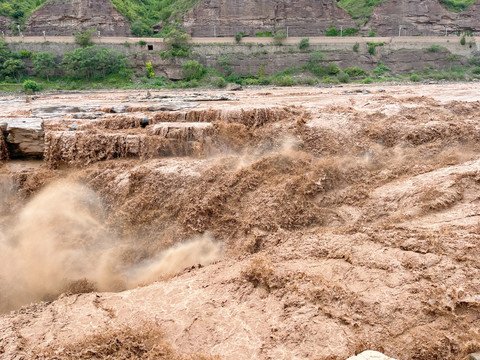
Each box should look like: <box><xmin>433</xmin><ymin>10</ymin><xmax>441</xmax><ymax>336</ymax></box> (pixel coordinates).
<box><xmin>131</xmin><ymin>21</ymin><xmax>153</xmax><ymax>37</ymax></box>
<box><xmin>297</xmin><ymin>76</ymin><xmax>317</xmax><ymax>85</ymax></box>
<box><xmin>299</xmin><ymin>38</ymin><xmax>310</xmax><ymax>49</ymax></box>
<box><xmin>322</xmin><ymin>76</ymin><xmax>339</xmax><ymax>84</ymax></box>
<box><xmin>123</xmin><ymin>41</ymin><xmax>131</xmax><ymax>47</ymax></box>
<box><xmin>344</xmin><ymin>28</ymin><xmax>359</xmax><ymax>36</ymax></box>
<box><xmin>62</xmin><ymin>46</ymin><xmax>127</xmax><ymax>79</ymax></box>
<box><xmin>367</xmin><ymin>41</ymin><xmax>384</xmax><ymax>55</ymax></box>
<box><xmin>344</xmin><ymin>66</ymin><xmax>367</xmax><ymax>77</ymax></box>
<box><xmin>138</xmin><ymin>40</ymin><xmax>147</xmax><ymax>46</ymax></box>
<box><xmin>325</xmin><ymin>63</ymin><xmax>341</xmax><ymax>75</ymax></box>
<box><xmin>460</xmin><ymin>36</ymin><xmax>466</xmax><ymax>45</ymax></box>
<box><xmin>163</xmin><ymin>29</ymin><xmax>191</xmax><ymax>59</ymax></box>
<box><xmin>274</xmin><ymin>75</ymin><xmax>294</xmax><ymax>86</ymax></box>
<box><xmin>146</xmin><ymin>62</ymin><xmax>154</xmax><ymax>78</ymax></box>
<box><xmin>258</xmin><ymin>77</ymin><xmax>271</xmax><ymax>85</ymax></box>
<box><xmin>212</xmin><ymin>76</ymin><xmax>227</xmax><ymax>88</ymax></box>
<box><xmin>472</xmin><ymin>67</ymin><xmax>480</xmax><ymax>75</ymax></box>
<box><xmin>256</xmin><ymin>31</ymin><xmax>272</xmax><ymax>37</ymax></box>
<box><xmin>353</xmin><ymin>42</ymin><xmax>360</xmax><ymax>52</ymax></box>
<box><xmin>447</xmin><ymin>54</ymin><xmax>459</xmax><ymax>62</ymax></box>
<box><xmin>23</xmin><ymin>80</ymin><xmax>41</xmax><ymax>92</ymax></box>
<box><xmin>337</xmin><ymin>71</ymin><xmax>350</xmax><ymax>83</ymax></box>
<box><xmin>74</xmin><ymin>29</ymin><xmax>96</xmax><ymax>47</ymax></box>
<box><xmin>410</xmin><ymin>74</ymin><xmax>421</xmax><ymax>82</ymax></box>
<box><xmin>325</xmin><ymin>24</ymin><xmax>338</xmax><ymax>36</ymax></box>
<box><xmin>182</xmin><ymin>60</ymin><xmax>205</xmax><ymax>81</ymax></box>
<box><xmin>368</xmin><ymin>43</ymin><xmax>376</xmax><ymax>55</ymax></box>
<box><xmin>373</xmin><ymin>62</ymin><xmax>390</xmax><ymax>76</ymax></box>
<box><xmin>469</xmin><ymin>57</ymin><xmax>480</xmax><ymax>66</ymax></box>
<box><xmin>243</xmin><ymin>78</ymin><xmax>260</xmax><ymax>86</ymax></box>
<box><xmin>235</xmin><ymin>32</ymin><xmax>243</xmax><ymax>43</ymax></box>
<box><xmin>426</xmin><ymin>44</ymin><xmax>441</xmax><ymax>53</ymax></box>
<box><xmin>226</xmin><ymin>73</ymin><xmax>241</xmax><ymax>84</ymax></box>
<box><xmin>257</xmin><ymin>65</ymin><xmax>265</xmax><ymax>78</ymax></box>
<box><xmin>363</xmin><ymin>77</ymin><xmax>373</xmax><ymax>84</ymax></box>
<box><xmin>273</xmin><ymin>30</ymin><xmax>287</xmax><ymax>45</ymax></box>
<box><xmin>216</xmin><ymin>57</ymin><xmax>232</xmax><ymax>75</ymax></box>
<box><xmin>369</xmin><ymin>29</ymin><xmax>375</xmax><ymax>37</ymax></box>
<box><xmin>153</xmin><ymin>76</ymin><xmax>167</xmax><ymax>87</ymax></box>
<box><xmin>19</xmin><ymin>50</ymin><xmax>32</xmax><ymax>58</ymax></box>
<box><xmin>309</xmin><ymin>51</ymin><xmax>325</xmax><ymax>65</ymax></box>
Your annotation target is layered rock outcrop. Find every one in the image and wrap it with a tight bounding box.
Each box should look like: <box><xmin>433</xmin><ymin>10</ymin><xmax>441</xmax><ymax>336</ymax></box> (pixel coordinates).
<box><xmin>0</xmin><ymin>16</ymin><xmax>14</xmax><ymax>36</ymax></box>
<box><xmin>24</xmin><ymin>0</ymin><xmax>131</xmax><ymax>36</ymax></box>
<box><xmin>0</xmin><ymin>118</ymin><xmax>44</xmax><ymax>158</ymax></box>
<box><xmin>370</xmin><ymin>0</ymin><xmax>480</xmax><ymax>36</ymax></box>
<box><xmin>182</xmin><ymin>0</ymin><xmax>355</xmax><ymax>37</ymax></box>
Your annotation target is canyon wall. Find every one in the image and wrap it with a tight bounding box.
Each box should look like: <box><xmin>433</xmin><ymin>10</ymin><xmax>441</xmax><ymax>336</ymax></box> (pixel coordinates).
<box><xmin>370</xmin><ymin>0</ymin><xmax>480</xmax><ymax>36</ymax></box>
<box><xmin>24</xmin><ymin>0</ymin><xmax>131</xmax><ymax>37</ymax></box>
<box><xmin>182</xmin><ymin>0</ymin><xmax>356</xmax><ymax>37</ymax></box>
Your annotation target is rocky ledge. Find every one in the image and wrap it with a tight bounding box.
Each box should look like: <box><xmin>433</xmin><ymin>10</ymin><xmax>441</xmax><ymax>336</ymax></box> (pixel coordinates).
<box><xmin>0</xmin><ymin>118</ymin><xmax>44</xmax><ymax>158</ymax></box>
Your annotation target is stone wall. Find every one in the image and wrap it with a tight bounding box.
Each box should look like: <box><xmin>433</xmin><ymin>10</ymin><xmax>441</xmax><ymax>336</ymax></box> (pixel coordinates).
<box><xmin>7</xmin><ymin>38</ymin><xmax>478</xmax><ymax>80</ymax></box>
<box><xmin>195</xmin><ymin>44</ymin><xmax>469</xmax><ymax>77</ymax></box>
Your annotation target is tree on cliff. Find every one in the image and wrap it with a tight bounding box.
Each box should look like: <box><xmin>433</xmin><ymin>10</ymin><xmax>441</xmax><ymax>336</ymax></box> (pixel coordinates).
<box><xmin>131</xmin><ymin>21</ymin><xmax>153</xmax><ymax>37</ymax></box>
<box><xmin>74</xmin><ymin>29</ymin><xmax>96</xmax><ymax>47</ymax></box>
<box><xmin>33</xmin><ymin>52</ymin><xmax>56</xmax><ymax>82</ymax></box>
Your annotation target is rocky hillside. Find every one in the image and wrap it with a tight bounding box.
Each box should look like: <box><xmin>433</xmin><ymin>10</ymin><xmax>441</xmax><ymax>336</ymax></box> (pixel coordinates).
<box><xmin>181</xmin><ymin>0</ymin><xmax>480</xmax><ymax>36</ymax></box>
<box><xmin>370</xmin><ymin>0</ymin><xmax>480</xmax><ymax>36</ymax></box>
<box><xmin>2</xmin><ymin>0</ymin><xmax>478</xmax><ymax>37</ymax></box>
<box><xmin>182</xmin><ymin>0</ymin><xmax>355</xmax><ymax>37</ymax></box>
<box><xmin>24</xmin><ymin>0</ymin><xmax>130</xmax><ymax>37</ymax></box>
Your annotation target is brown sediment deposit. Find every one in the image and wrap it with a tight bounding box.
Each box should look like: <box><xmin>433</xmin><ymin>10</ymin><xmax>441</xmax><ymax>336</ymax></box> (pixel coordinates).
<box><xmin>1</xmin><ymin>84</ymin><xmax>480</xmax><ymax>359</ymax></box>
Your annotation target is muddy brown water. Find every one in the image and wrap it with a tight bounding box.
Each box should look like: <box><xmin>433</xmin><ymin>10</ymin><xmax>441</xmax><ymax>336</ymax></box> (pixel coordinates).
<box><xmin>0</xmin><ymin>85</ymin><xmax>480</xmax><ymax>359</ymax></box>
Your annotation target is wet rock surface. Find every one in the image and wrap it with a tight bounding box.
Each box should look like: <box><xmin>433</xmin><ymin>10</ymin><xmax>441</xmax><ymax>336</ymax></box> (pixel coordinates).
<box><xmin>1</xmin><ymin>118</ymin><xmax>44</xmax><ymax>158</ymax></box>
<box><xmin>347</xmin><ymin>351</ymin><xmax>398</xmax><ymax>360</ymax></box>
<box><xmin>31</xmin><ymin>105</ymin><xmax>99</xmax><ymax>119</ymax></box>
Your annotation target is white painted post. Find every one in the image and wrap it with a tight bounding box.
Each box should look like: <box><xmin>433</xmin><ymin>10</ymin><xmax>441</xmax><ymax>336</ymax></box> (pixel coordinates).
<box><xmin>214</xmin><ymin>25</ymin><xmax>216</xmax><ymax>37</ymax></box>
<box><xmin>399</xmin><ymin>25</ymin><xmax>402</xmax><ymax>37</ymax></box>
<box><xmin>340</xmin><ymin>26</ymin><xmax>343</xmax><ymax>37</ymax></box>
<box><xmin>43</xmin><ymin>31</ymin><xmax>46</xmax><ymax>41</ymax></box>
<box><xmin>287</xmin><ymin>26</ymin><xmax>289</xmax><ymax>37</ymax></box>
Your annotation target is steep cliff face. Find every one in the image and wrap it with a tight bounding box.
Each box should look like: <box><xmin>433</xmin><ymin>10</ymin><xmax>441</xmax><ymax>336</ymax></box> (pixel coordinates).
<box><xmin>24</xmin><ymin>0</ymin><xmax>131</xmax><ymax>36</ymax></box>
<box><xmin>370</xmin><ymin>0</ymin><xmax>480</xmax><ymax>36</ymax></box>
<box><xmin>182</xmin><ymin>0</ymin><xmax>355</xmax><ymax>37</ymax></box>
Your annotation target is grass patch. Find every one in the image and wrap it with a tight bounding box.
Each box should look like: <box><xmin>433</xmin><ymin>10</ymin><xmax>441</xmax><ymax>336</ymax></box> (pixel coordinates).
<box><xmin>338</xmin><ymin>0</ymin><xmax>383</xmax><ymax>19</ymax></box>
<box><xmin>0</xmin><ymin>0</ymin><xmax>48</xmax><ymax>24</ymax></box>
<box><xmin>438</xmin><ymin>0</ymin><xmax>476</xmax><ymax>12</ymax></box>
<box><xmin>111</xmin><ymin>0</ymin><xmax>201</xmax><ymax>30</ymax></box>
